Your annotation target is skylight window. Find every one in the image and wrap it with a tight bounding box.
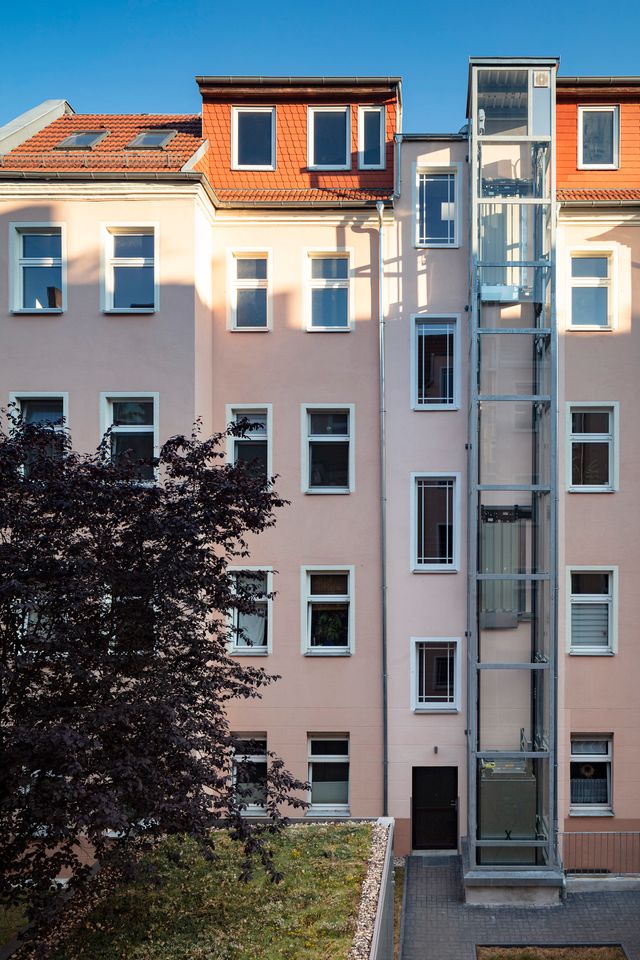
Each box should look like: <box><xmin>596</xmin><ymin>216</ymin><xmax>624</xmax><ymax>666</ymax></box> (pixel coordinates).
<box><xmin>127</xmin><ymin>130</ymin><xmax>177</xmax><ymax>149</ymax></box>
<box><xmin>56</xmin><ymin>130</ymin><xmax>108</xmax><ymax>149</ymax></box>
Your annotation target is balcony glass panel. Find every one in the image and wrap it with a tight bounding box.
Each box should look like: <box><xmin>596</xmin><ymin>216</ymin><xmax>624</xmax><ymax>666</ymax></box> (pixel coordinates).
<box><xmin>479</xmin><ymin>401</ymin><xmax>550</xmax><ymax>486</ymax></box>
<box><xmin>479</xmin><ymin>333</ymin><xmax>549</xmax><ymax>397</ymax></box>
<box><xmin>480</xmin><ymin>142</ymin><xmax>550</xmax><ymax>199</ymax></box>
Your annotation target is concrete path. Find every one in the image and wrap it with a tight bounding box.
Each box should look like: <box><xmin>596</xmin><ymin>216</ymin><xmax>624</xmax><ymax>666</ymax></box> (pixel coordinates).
<box><xmin>400</xmin><ymin>855</ymin><xmax>640</xmax><ymax>960</ymax></box>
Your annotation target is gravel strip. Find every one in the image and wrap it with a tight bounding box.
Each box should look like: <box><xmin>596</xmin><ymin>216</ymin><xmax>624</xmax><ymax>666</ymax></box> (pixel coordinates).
<box><xmin>348</xmin><ymin>821</ymin><xmax>390</xmax><ymax>960</ymax></box>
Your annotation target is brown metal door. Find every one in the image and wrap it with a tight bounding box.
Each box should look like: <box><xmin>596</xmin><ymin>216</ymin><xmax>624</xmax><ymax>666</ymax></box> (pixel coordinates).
<box><xmin>412</xmin><ymin>766</ymin><xmax>458</xmax><ymax>850</ymax></box>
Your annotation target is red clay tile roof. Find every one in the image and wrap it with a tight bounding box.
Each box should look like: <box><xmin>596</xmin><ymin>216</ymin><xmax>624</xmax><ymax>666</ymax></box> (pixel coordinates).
<box><xmin>558</xmin><ymin>188</ymin><xmax>640</xmax><ymax>202</ymax></box>
<box><xmin>1</xmin><ymin>114</ymin><xmax>203</xmax><ymax>172</ymax></box>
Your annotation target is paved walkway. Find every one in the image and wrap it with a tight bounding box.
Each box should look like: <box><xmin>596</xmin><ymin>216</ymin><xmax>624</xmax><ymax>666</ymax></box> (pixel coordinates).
<box><xmin>400</xmin><ymin>856</ymin><xmax>640</xmax><ymax>960</ymax></box>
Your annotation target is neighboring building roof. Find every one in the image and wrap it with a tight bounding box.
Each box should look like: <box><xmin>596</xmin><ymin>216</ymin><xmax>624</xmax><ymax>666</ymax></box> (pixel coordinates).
<box><xmin>0</xmin><ymin>114</ymin><xmax>203</xmax><ymax>172</ymax></box>
<box><xmin>213</xmin><ymin>187</ymin><xmax>391</xmax><ymax>206</ymax></box>
<box><xmin>558</xmin><ymin>188</ymin><xmax>640</xmax><ymax>203</ymax></box>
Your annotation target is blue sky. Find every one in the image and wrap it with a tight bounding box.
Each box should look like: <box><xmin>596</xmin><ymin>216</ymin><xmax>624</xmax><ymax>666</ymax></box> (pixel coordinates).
<box><xmin>1</xmin><ymin>0</ymin><xmax>637</xmax><ymax>132</ymax></box>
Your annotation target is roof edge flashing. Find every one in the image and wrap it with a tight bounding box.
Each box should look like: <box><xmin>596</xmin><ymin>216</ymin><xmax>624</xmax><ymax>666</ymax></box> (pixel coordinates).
<box><xmin>0</xmin><ymin>100</ymin><xmax>74</xmax><ymax>156</ymax></box>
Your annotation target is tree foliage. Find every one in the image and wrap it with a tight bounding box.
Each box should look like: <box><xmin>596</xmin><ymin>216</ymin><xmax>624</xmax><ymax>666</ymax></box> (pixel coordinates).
<box><xmin>0</xmin><ymin>413</ymin><xmax>307</xmax><ymax>928</ymax></box>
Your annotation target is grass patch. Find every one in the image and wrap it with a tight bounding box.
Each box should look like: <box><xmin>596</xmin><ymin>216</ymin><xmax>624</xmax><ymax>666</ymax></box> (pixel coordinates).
<box><xmin>393</xmin><ymin>863</ymin><xmax>405</xmax><ymax>960</ymax></box>
<box><xmin>477</xmin><ymin>948</ymin><xmax>626</xmax><ymax>960</ymax></box>
<box><xmin>0</xmin><ymin>902</ymin><xmax>28</xmax><ymax>947</ymax></box>
<box><xmin>50</xmin><ymin>822</ymin><xmax>373</xmax><ymax>960</ymax></box>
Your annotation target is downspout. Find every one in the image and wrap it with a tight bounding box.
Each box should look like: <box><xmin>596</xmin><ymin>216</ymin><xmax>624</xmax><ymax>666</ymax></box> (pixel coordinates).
<box><xmin>376</xmin><ymin>199</ymin><xmax>389</xmax><ymax>817</ymax></box>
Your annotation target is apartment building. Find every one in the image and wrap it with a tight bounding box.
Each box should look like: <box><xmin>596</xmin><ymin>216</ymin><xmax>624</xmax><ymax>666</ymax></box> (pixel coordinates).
<box><xmin>1</xmin><ymin>59</ymin><xmax>638</xmax><ymax>900</ymax></box>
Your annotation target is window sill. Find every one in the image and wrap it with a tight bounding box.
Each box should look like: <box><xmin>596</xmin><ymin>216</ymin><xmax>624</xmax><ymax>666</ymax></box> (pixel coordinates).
<box><xmin>414</xmin><ymin>706</ymin><xmax>460</xmax><ymax>714</ymax></box>
<box><xmin>412</xmin><ymin>565</ymin><xmax>459</xmax><ymax>574</ymax></box>
<box><xmin>413</xmin><ymin>404</ymin><xmax>461</xmax><ymax>412</ymax></box>
<box><xmin>12</xmin><ymin>308</ymin><xmax>63</xmax><ymax>315</ymax></box>
<box><xmin>104</xmin><ymin>308</ymin><xmax>156</xmax><ymax>315</ymax></box>
<box><xmin>231</xmin><ymin>648</ymin><xmax>269</xmax><ymax>656</ymax></box>
<box><xmin>305</xmin><ymin>326</ymin><xmax>352</xmax><ymax>333</ymax></box>
<box><xmin>232</xmin><ymin>165</ymin><xmax>276</xmax><ymax>172</ymax></box>
<box><xmin>577</xmin><ymin>164</ymin><xmax>619</xmax><ymax>171</ymax></box>
<box><xmin>305</xmin><ymin>806</ymin><xmax>350</xmax><ymax>818</ymax></box>
<box><xmin>569</xmin><ymin>808</ymin><xmax>614</xmax><ymax>817</ymax></box>
<box><xmin>568</xmin><ymin>487</ymin><xmax>615</xmax><ymax>494</ymax></box>
<box><xmin>307</xmin><ymin>165</ymin><xmax>351</xmax><ymax>172</ymax></box>
<box><xmin>568</xmin><ymin>325</ymin><xmax>613</xmax><ymax>332</ymax></box>
<box><xmin>304</xmin><ymin>649</ymin><xmax>352</xmax><ymax>657</ymax></box>
<box><xmin>359</xmin><ymin>163</ymin><xmax>386</xmax><ymax>171</ymax></box>
<box><xmin>240</xmin><ymin>807</ymin><xmax>267</xmax><ymax>818</ymax></box>
<box><xmin>415</xmin><ymin>242</ymin><xmax>460</xmax><ymax>250</ymax></box>
<box><xmin>304</xmin><ymin>488</ymin><xmax>352</xmax><ymax>495</ymax></box>
<box><xmin>229</xmin><ymin>326</ymin><xmax>271</xmax><ymax>333</ymax></box>
<box><xmin>569</xmin><ymin>648</ymin><xmax>614</xmax><ymax>656</ymax></box>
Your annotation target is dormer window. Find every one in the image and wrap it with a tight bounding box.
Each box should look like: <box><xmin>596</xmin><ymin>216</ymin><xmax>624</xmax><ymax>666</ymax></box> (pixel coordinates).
<box><xmin>308</xmin><ymin>106</ymin><xmax>350</xmax><ymax>170</ymax></box>
<box><xmin>126</xmin><ymin>130</ymin><xmax>176</xmax><ymax>149</ymax></box>
<box><xmin>578</xmin><ymin>106</ymin><xmax>619</xmax><ymax>169</ymax></box>
<box><xmin>56</xmin><ymin>130</ymin><xmax>108</xmax><ymax>149</ymax></box>
<box><xmin>232</xmin><ymin>107</ymin><xmax>276</xmax><ymax>170</ymax></box>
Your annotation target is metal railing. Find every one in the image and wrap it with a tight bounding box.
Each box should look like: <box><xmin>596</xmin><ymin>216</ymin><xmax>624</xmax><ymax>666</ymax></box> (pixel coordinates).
<box><xmin>560</xmin><ymin>831</ymin><xmax>640</xmax><ymax>875</ymax></box>
<box><xmin>0</xmin><ymin>151</ymin><xmax>188</xmax><ymax>169</ymax></box>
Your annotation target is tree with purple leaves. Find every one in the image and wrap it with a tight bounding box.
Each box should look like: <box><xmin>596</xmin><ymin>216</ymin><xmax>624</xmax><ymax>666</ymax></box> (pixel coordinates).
<box><xmin>0</xmin><ymin>412</ymin><xmax>306</xmax><ymax>934</ymax></box>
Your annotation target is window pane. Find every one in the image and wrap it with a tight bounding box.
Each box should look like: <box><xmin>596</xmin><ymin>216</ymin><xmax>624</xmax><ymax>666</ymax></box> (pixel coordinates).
<box><xmin>22</xmin><ymin>233</ymin><xmax>61</xmax><ymax>259</ymax></box>
<box><xmin>311</xmin><ymin>258</ymin><xmax>349</xmax><ymax>280</ymax></box>
<box><xmin>111</xmin><ymin>432</ymin><xmax>155</xmax><ymax>479</ymax></box>
<box><xmin>310</xmin><ymin>739</ymin><xmax>349</xmax><ymax>756</ymax></box>
<box><xmin>571</xmin><ymin>572</ymin><xmax>610</xmax><ymax>595</ymax></box>
<box><xmin>22</xmin><ymin>266</ymin><xmax>62</xmax><ymax>309</ymax></box>
<box><xmin>571</xmin><ymin>287</ymin><xmax>608</xmax><ymax>326</ymax></box>
<box><xmin>313</xmin><ymin>111</ymin><xmax>348</xmax><ymax>166</ymax></box>
<box><xmin>237</xmin><ymin>112</ymin><xmax>273</xmax><ymax>167</ymax></box>
<box><xmin>572</xmin><ymin>410</ymin><xmax>610</xmax><ymax>433</ymax></box>
<box><xmin>236</xmin><ymin>605</ymin><xmax>268</xmax><ymax>648</ymax></box>
<box><xmin>418</xmin><ymin>173</ymin><xmax>455</xmax><ymax>244</ymax></box>
<box><xmin>309</xmin><ymin>573</ymin><xmax>349</xmax><ymax>596</ymax></box>
<box><xmin>310</xmin><ymin>602</ymin><xmax>349</xmax><ymax>647</ymax></box>
<box><xmin>111</xmin><ymin>595</ymin><xmax>155</xmax><ymax>653</ymax></box>
<box><xmin>416</xmin><ymin>478</ymin><xmax>454</xmax><ymax>565</ymax></box>
<box><xmin>571</xmin><ymin>602</ymin><xmax>609</xmax><ymax>647</ymax></box>
<box><xmin>234</xmin><ymin>412</ymin><xmax>267</xmax><ymax>436</ymax></box>
<box><xmin>235</xmin><ymin>738</ymin><xmax>267</xmax><ymax>755</ymax></box>
<box><xmin>236</xmin><ymin>759</ymin><xmax>267</xmax><ymax>805</ymax></box>
<box><xmin>21</xmin><ymin>399</ymin><xmax>63</xmax><ymax>424</ymax></box>
<box><xmin>309</xmin><ymin>412</ymin><xmax>348</xmax><ymax>435</ymax></box>
<box><xmin>112</xmin><ymin>401</ymin><xmax>154</xmax><ymax>426</ymax></box>
<box><xmin>236</xmin><ymin>258</ymin><xmax>267</xmax><ymax>281</ymax></box>
<box><xmin>311</xmin><ymin>288</ymin><xmax>348</xmax><ymax>328</ymax></box>
<box><xmin>417</xmin><ymin>642</ymin><xmax>455</xmax><ymax>705</ymax></box>
<box><xmin>572</xmin><ymin>441</ymin><xmax>609</xmax><ymax>485</ymax></box>
<box><xmin>58</xmin><ymin>131</ymin><xmax>105</xmax><ymax>148</ymax></box>
<box><xmin>570</xmin><ymin>761</ymin><xmax>609</xmax><ymax>804</ymax></box>
<box><xmin>363</xmin><ymin>110</ymin><xmax>382</xmax><ymax>165</ymax></box>
<box><xmin>236</xmin><ymin>288</ymin><xmax>267</xmax><ymax>327</ymax></box>
<box><xmin>582</xmin><ymin>111</ymin><xmax>614</xmax><ymax>166</ymax></box>
<box><xmin>571</xmin><ymin>257</ymin><xmax>608</xmax><ymax>279</ymax></box>
<box><xmin>309</xmin><ymin>440</ymin><xmax>349</xmax><ymax>488</ymax></box>
<box><xmin>235</xmin><ymin>439</ymin><xmax>268</xmax><ymax>475</ymax></box>
<box><xmin>113</xmin><ymin>266</ymin><xmax>154</xmax><ymax>309</ymax></box>
<box><xmin>311</xmin><ymin>761</ymin><xmax>349</xmax><ymax>805</ymax></box>
<box><xmin>130</xmin><ymin>132</ymin><xmax>174</xmax><ymax>148</ymax></box>
<box><xmin>113</xmin><ymin>234</ymin><xmax>154</xmax><ymax>259</ymax></box>
<box><xmin>572</xmin><ymin>739</ymin><xmax>609</xmax><ymax>755</ymax></box>
<box><xmin>417</xmin><ymin>321</ymin><xmax>455</xmax><ymax>404</ymax></box>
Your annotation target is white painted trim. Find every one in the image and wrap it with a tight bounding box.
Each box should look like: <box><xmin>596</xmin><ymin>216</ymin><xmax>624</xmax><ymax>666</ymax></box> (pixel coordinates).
<box><xmin>410</xmin><ymin>314</ymin><xmax>461</xmax><ymax>411</ymax></box>
<box><xmin>410</xmin><ymin>636</ymin><xmax>461</xmax><ymax>713</ymax></box>
<box><xmin>227</xmin><ymin>565</ymin><xmax>274</xmax><ymax>656</ymax></box>
<box><xmin>300</xmin><ymin>403</ymin><xmax>355</xmax><ymax>494</ymax></box>
<box><xmin>565</xmin><ymin>401</ymin><xmax>619</xmax><ymax>493</ymax></box>
<box><xmin>410</xmin><ymin>472</ymin><xmax>461</xmax><ymax>573</ymax></box>
<box><xmin>569</xmin><ymin>734</ymin><xmax>613</xmax><ymax>815</ymax></box>
<box><xmin>566</xmin><ymin>565</ymin><xmax>618</xmax><ymax>655</ymax></box>
<box><xmin>300</xmin><ymin>564</ymin><xmax>355</xmax><ymax>656</ymax></box>
<box><xmin>101</xmin><ymin>222</ymin><xmax>160</xmax><ymax>314</ymax></box>
<box><xmin>8</xmin><ymin>391</ymin><xmax>69</xmax><ymax>427</ymax></box>
<box><xmin>577</xmin><ymin>104</ymin><xmax>620</xmax><ymax>170</ymax></box>
<box><xmin>306</xmin><ymin>735</ymin><xmax>350</xmax><ymax>815</ymax></box>
<box><xmin>358</xmin><ymin>104</ymin><xmax>386</xmax><ymax>170</ymax></box>
<box><xmin>99</xmin><ymin>391</ymin><xmax>160</xmax><ymax>479</ymax></box>
<box><xmin>566</xmin><ymin>244</ymin><xmax>618</xmax><ymax>332</ymax></box>
<box><xmin>226</xmin><ymin>248</ymin><xmax>272</xmax><ymax>332</ymax></box>
<box><xmin>413</xmin><ymin>161</ymin><xmax>462</xmax><ymax>249</ymax></box>
<box><xmin>225</xmin><ymin>403</ymin><xmax>273</xmax><ymax>479</ymax></box>
<box><xmin>303</xmin><ymin>247</ymin><xmax>353</xmax><ymax>332</ymax></box>
<box><xmin>307</xmin><ymin>105</ymin><xmax>351</xmax><ymax>171</ymax></box>
<box><xmin>9</xmin><ymin>222</ymin><xmax>67</xmax><ymax>313</ymax></box>
<box><xmin>231</xmin><ymin>106</ymin><xmax>276</xmax><ymax>171</ymax></box>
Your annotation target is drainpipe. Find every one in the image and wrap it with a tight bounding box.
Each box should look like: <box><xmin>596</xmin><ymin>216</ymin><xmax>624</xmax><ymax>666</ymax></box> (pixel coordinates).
<box><xmin>376</xmin><ymin>199</ymin><xmax>389</xmax><ymax>817</ymax></box>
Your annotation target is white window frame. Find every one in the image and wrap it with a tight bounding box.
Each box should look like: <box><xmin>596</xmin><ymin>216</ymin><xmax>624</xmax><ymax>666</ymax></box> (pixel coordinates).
<box><xmin>232</xmin><ymin>733</ymin><xmax>268</xmax><ymax>817</ymax></box>
<box><xmin>10</xmin><ymin>223</ymin><xmax>66</xmax><ymax>314</ymax></box>
<box><xmin>577</xmin><ymin>105</ymin><xmax>620</xmax><ymax>170</ymax></box>
<box><xmin>307</xmin><ymin>106</ymin><xmax>351</xmax><ymax>171</ymax></box>
<box><xmin>411</xmin><ymin>472</ymin><xmax>461</xmax><ymax>573</ymax></box>
<box><xmin>358</xmin><ymin>105</ymin><xmax>385</xmax><ymax>170</ymax></box>
<box><xmin>9</xmin><ymin>391</ymin><xmax>69</xmax><ymax>427</ymax></box>
<box><xmin>100</xmin><ymin>392</ymin><xmax>160</xmax><ymax>481</ymax></box>
<box><xmin>411</xmin><ymin>314</ymin><xmax>461</xmax><ymax>410</ymax></box>
<box><xmin>227</xmin><ymin>566</ymin><xmax>273</xmax><ymax>657</ymax></box>
<box><xmin>231</xmin><ymin>106</ymin><xmax>276</xmax><ymax>171</ymax></box>
<box><xmin>225</xmin><ymin>404</ymin><xmax>273</xmax><ymax>479</ymax></box>
<box><xmin>301</xmin><ymin>403</ymin><xmax>355</xmax><ymax>494</ymax></box>
<box><xmin>410</xmin><ymin>637</ymin><xmax>461</xmax><ymax>713</ymax></box>
<box><xmin>301</xmin><ymin>565</ymin><xmax>355</xmax><ymax>657</ymax></box>
<box><xmin>566</xmin><ymin>402</ymin><xmax>619</xmax><ymax>493</ymax></box>
<box><xmin>566</xmin><ymin>565</ymin><xmax>618</xmax><ymax>656</ymax></box>
<box><xmin>304</xmin><ymin>249</ymin><xmax>353</xmax><ymax>332</ymax></box>
<box><xmin>570</xmin><ymin>735</ymin><xmax>613</xmax><ymax>816</ymax></box>
<box><xmin>414</xmin><ymin>163</ymin><xmax>462</xmax><ymax>249</ymax></box>
<box><xmin>567</xmin><ymin>246</ymin><xmax>617</xmax><ymax>331</ymax></box>
<box><xmin>306</xmin><ymin>736</ymin><xmax>350</xmax><ymax>817</ymax></box>
<box><xmin>227</xmin><ymin>250</ymin><xmax>271</xmax><ymax>332</ymax></box>
<box><xmin>101</xmin><ymin>223</ymin><xmax>159</xmax><ymax>314</ymax></box>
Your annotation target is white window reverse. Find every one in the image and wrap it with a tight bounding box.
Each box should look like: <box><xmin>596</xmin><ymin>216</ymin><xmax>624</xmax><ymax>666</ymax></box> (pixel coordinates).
<box><xmin>307</xmin><ymin>736</ymin><xmax>349</xmax><ymax>816</ymax></box>
<box><xmin>103</xmin><ymin>226</ymin><xmax>158</xmax><ymax>313</ymax></box>
<box><xmin>358</xmin><ymin>105</ymin><xmax>385</xmax><ymax>169</ymax></box>
<box><xmin>412</xmin><ymin>473</ymin><xmax>460</xmax><ymax>572</ymax></box>
<box><xmin>232</xmin><ymin>107</ymin><xmax>276</xmax><ymax>170</ymax></box>
<box><xmin>570</xmin><ymin>736</ymin><xmax>613</xmax><ymax>815</ymax></box>
<box><xmin>578</xmin><ymin>106</ymin><xmax>619</xmax><ymax>169</ymax></box>
<box><xmin>411</xmin><ymin>637</ymin><xmax>461</xmax><ymax>712</ymax></box>
<box><xmin>11</xmin><ymin>224</ymin><xmax>65</xmax><ymax>313</ymax></box>
<box><xmin>567</xmin><ymin>567</ymin><xmax>617</xmax><ymax>655</ymax></box>
<box><xmin>302</xmin><ymin>567</ymin><xmax>354</xmax><ymax>656</ymax></box>
<box><xmin>308</xmin><ymin>107</ymin><xmax>350</xmax><ymax>170</ymax></box>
